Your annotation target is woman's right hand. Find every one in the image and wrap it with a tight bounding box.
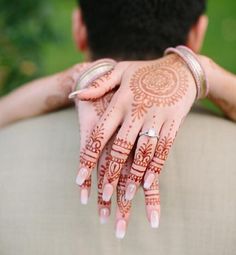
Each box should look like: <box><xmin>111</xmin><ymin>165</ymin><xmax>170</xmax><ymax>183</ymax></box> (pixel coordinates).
<box><xmin>76</xmin><ymin>74</ymin><xmax>161</xmax><ymax>238</ymax></box>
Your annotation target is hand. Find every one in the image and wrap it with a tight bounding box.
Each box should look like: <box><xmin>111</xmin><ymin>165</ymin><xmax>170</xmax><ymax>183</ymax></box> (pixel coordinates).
<box><xmin>76</xmin><ymin>82</ymin><xmax>161</xmax><ymax>238</ymax></box>
<box><xmin>76</xmin><ymin>54</ymin><xmax>196</xmax><ymax>206</ymax></box>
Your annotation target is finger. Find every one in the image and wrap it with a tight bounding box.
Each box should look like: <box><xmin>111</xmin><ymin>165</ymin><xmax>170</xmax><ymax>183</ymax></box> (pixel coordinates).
<box><xmin>76</xmin><ymin>99</ymin><xmax>124</xmax><ymax>186</ymax></box>
<box><xmin>124</xmin><ymin>122</ymin><xmax>163</xmax><ymax>201</ymax></box>
<box><xmin>79</xmin><ymin>176</ymin><xmax>92</xmax><ymax>205</ymax></box>
<box><xmin>143</xmin><ymin>176</ymin><xmax>161</xmax><ymax>229</ymax></box>
<box><xmin>102</xmin><ymin>118</ymin><xmax>143</xmax><ymax>202</ymax></box>
<box><xmin>76</xmin><ymin>62</ymin><xmax>131</xmax><ymax>101</ymax></box>
<box><xmin>115</xmin><ymin>151</ymin><xmax>134</xmax><ymax>239</ymax></box>
<box><xmin>76</xmin><ymin>100</ymin><xmax>96</xmax><ymax>205</ymax></box>
<box><xmin>143</xmin><ymin>119</ymin><xmax>180</xmax><ymax>189</ymax></box>
<box><xmin>97</xmin><ymin>137</ymin><xmax>115</xmax><ymax>224</ymax></box>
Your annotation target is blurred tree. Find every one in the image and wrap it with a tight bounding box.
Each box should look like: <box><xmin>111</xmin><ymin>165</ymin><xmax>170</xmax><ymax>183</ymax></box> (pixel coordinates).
<box><xmin>0</xmin><ymin>0</ymin><xmax>56</xmax><ymax>96</ymax></box>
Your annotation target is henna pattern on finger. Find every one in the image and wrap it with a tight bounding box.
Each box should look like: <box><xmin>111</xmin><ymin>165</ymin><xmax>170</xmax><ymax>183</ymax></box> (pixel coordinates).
<box><xmin>144</xmin><ymin>179</ymin><xmax>160</xmax><ymax>206</ymax></box>
<box><xmin>128</xmin><ymin>141</ymin><xmax>153</xmax><ymax>183</ymax></box>
<box><xmin>107</xmin><ymin>138</ymin><xmax>133</xmax><ymax>183</ymax></box>
<box><xmin>98</xmin><ymin>160</ymin><xmax>111</xmax><ymax>208</ymax></box>
<box><xmin>147</xmin><ymin>120</ymin><xmax>177</xmax><ymax>175</ymax></box>
<box><xmin>117</xmin><ymin>165</ymin><xmax>132</xmax><ymax>218</ymax></box>
<box><xmin>92</xmin><ymin>92</ymin><xmax>114</xmax><ymax>118</ymax></box>
<box><xmin>80</xmin><ymin>177</ymin><xmax>92</xmax><ymax>189</ymax></box>
<box><xmin>148</xmin><ymin>134</ymin><xmax>174</xmax><ymax>174</ymax></box>
<box><xmin>80</xmin><ymin>123</ymin><xmax>105</xmax><ymax>170</ymax></box>
<box><xmin>129</xmin><ymin>55</ymin><xmax>189</xmax><ymax>120</ymax></box>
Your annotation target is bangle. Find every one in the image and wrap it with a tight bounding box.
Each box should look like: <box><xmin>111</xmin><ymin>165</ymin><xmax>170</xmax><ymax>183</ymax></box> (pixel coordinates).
<box><xmin>164</xmin><ymin>46</ymin><xmax>209</xmax><ymax>100</ymax></box>
<box><xmin>68</xmin><ymin>58</ymin><xmax>117</xmax><ymax>99</ymax></box>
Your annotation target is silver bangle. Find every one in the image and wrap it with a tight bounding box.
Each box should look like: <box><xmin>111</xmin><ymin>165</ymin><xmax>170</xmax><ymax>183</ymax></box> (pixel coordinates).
<box><xmin>164</xmin><ymin>46</ymin><xmax>209</xmax><ymax>100</ymax></box>
<box><xmin>68</xmin><ymin>58</ymin><xmax>117</xmax><ymax>99</ymax></box>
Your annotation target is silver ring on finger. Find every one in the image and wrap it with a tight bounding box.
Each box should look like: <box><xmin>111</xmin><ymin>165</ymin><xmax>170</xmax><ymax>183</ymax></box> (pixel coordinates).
<box><xmin>139</xmin><ymin>128</ymin><xmax>159</xmax><ymax>139</ymax></box>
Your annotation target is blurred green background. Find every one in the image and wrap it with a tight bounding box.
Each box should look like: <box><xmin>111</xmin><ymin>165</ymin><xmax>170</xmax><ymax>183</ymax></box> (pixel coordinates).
<box><xmin>0</xmin><ymin>0</ymin><xmax>236</xmax><ymax>111</ymax></box>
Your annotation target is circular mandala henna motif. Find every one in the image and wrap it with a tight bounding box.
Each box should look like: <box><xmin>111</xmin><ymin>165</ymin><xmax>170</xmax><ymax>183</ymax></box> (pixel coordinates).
<box><xmin>130</xmin><ymin>62</ymin><xmax>188</xmax><ymax>119</ymax></box>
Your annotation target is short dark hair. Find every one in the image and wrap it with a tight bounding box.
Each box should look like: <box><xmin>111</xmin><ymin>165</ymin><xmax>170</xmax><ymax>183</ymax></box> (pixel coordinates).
<box><xmin>79</xmin><ymin>0</ymin><xmax>206</xmax><ymax>60</ymax></box>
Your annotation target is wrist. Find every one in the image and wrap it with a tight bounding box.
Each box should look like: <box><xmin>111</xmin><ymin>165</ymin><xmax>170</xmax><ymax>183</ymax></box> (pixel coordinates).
<box><xmin>164</xmin><ymin>47</ymin><xmax>209</xmax><ymax>100</ymax></box>
<box><xmin>197</xmin><ymin>55</ymin><xmax>214</xmax><ymax>96</ymax></box>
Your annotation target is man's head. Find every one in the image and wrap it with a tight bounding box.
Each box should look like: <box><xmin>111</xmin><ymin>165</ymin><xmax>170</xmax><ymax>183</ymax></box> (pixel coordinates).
<box><xmin>73</xmin><ymin>0</ymin><xmax>208</xmax><ymax>61</ymax></box>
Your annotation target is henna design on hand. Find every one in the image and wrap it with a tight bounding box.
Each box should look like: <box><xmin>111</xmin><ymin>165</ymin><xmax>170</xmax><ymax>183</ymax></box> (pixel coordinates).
<box><xmin>128</xmin><ymin>141</ymin><xmax>153</xmax><ymax>183</ymax></box>
<box><xmin>98</xmin><ymin>158</ymin><xmax>111</xmax><ymax>208</ymax></box>
<box><xmin>107</xmin><ymin>138</ymin><xmax>133</xmax><ymax>183</ymax></box>
<box><xmin>144</xmin><ymin>179</ymin><xmax>160</xmax><ymax>206</ymax></box>
<box><xmin>80</xmin><ymin>176</ymin><xmax>92</xmax><ymax>189</ymax></box>
<box><xmin>147</xmin><ymin>134</ymin><xmax>174</xmax><ymax>174</ymax></box>
<box><xmin>80</xmin><ymin>123</ymin><xmax>105</xmax><ymax>170</ymax></box>
<box><xmin>129</xmin><ymin>55</ymin><xmax>189</xmax><ymax>120</ymax></box>
<box><xmin>44</xmin><ymin>64</ymin><xmax>88</xmax><ymax>111</ymax></box>
<box><xmin>117</xmin><ymin>169</ymin><xmax>132</xmax><ymax>218</ymax></box>
<box><xmin>92</xmin><ymin>92</ymin><xmax>114</xmax><ymax>118</ymax></box>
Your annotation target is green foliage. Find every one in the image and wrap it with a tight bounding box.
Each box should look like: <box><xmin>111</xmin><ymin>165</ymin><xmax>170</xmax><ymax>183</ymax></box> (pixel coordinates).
<box><xmin>0</xmin><ymin>0</ymin><xmax>56</xmax><ymax>95</ymax></box>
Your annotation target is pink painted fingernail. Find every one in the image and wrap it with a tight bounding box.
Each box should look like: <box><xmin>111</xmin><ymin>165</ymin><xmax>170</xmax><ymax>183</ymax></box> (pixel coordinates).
<box><xmin>125</xmin><ymin>183</ymin><xmax>136</xmax><ymax>201</ymax></box>
<box><xmin>76</xmin><ymin>167</ymin><xmax>88</xmax><ymax>186</ymax></box>
<box><xmin>144</xmin><ymin>173</ymin><xmax>155</xmax><ymax>189</ymax></box>
<box><xmin>150</xmin><ymin>210</ymin><xmax>159</xmax><ymax>228</ymax></box>
<box><xmin>102</xmin><ymin>183</ymin><xmax>113</xmax><ymax>202</ymax></box>
<box><xmin>80</xmin><ymin>189</ymin><xmax>88</xmax><ymax>205</ymax></box>
<box><xmin>99</xmin><ymin>208</ymin><xmax>110</xmax><ymax>224</ymax></box>
<box><xmin>115</xmin><ymin>219</ymin><xmax>126</xmax><ymax>239</ymax></box>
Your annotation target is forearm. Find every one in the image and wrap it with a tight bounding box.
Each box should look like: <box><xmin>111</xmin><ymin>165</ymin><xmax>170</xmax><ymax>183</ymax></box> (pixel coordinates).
<box><xmin>0</xmin><ymin>64</ymin><xmax>86</xmax><ymax>128</ymax></box>
<box><xmin>199</xmin><ymin>55</ymin><xmax>236</xmax><ymax>121</ymax></box>
<box><xmin>0</xmin><ymin>73</ymin><xmax>72</xmax><ymax>128</ymax></box>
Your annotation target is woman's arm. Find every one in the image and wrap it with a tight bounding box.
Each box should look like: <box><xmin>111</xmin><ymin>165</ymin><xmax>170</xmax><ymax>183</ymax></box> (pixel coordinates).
<box><xmin>200</xmin><ymin>56</ymin><xmax>236</xmax><ymax>121</ymax></box>
<box><xmin>0</xmin><ymin>64</ymin><xmax>86</xmax><ymax>128</ymax></box>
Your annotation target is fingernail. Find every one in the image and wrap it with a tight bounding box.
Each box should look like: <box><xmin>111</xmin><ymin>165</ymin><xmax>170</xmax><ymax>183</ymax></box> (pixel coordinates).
<box><xmin>150</xmin><ymin>210</ymin><xmax>159</xmax><ymax>228</ymax></box>
<box><xmin>102</xmin><ymin>184</ymin><xmax>113</xmax><ymax>202</ymax></box>
<box><xmin>76</xmin><ymin>168</ymin><xmax>88</xmax><ymax>186</ymax></box>
<box><xmin>68</xmin><ymin>89</ymin><xmax>87</xmax><ymax>99</ymax></box>
<box><xmin>116</xmin><ymin>219</ymin><xmax>126</xmax><ymax>239</ymax></box>
<box><xmin>144</xmin><ymin>173</ymin><xmax>155</xmax><ymax>189</ymax></box>
<box><xmin>99</xmin><ymin>208</ymin><xmax>110</xmax><ymax>224</ymax></box>
<box><xmin>125</xmin><ymin>183</ymin><xmax>136</xmax><ymax>201</ymax></box>
<box><xmin>80</xmin><ymin>189</ymin><xmax>88</xmax><ymax>205</ymax></box>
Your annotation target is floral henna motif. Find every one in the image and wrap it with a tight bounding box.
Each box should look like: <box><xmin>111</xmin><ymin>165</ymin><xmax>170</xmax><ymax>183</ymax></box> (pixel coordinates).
<box><xmin>107</xmin><ymin>138</ymin><xmax>133</xmax><ymax>183</ymax></box>
<box><xmin>80</xmin><ymin>124</ymin><xmax>105</xmax><ymax>170</ymax></box>
<box><xmin>128</xmin><ymin>141</ymin><xmax>153</xmax><ymax>183</ymax></box>
<box><xmin>130</xmin><ymin>55</ymin><xmax>189</xmax><ymax>119</ymax></box>
<box><xmin>144</xmin><ymin>180</ymin><xmax>160</xmax><ymax>206</ymax></box>
<box><xmin>148</xmin><ymin>134</ymin><xmax>174</xmax><ymax>174</ymax></box>
<box><xmin>92</xmin><ymin>92</ymin><xmax>114</xmax><ymax>118</ymax></box>
<box><xmin>117</xmin><ymin>168</ymin><xmax>132</xmax><ymax>217</ymax></box>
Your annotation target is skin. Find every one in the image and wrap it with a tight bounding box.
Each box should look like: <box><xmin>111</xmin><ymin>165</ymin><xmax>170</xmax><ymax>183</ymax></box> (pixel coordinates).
<box><xmin>1</xmin><ymin>8</ymin><xmax>236</xmax><ymax>239</ymax></box>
